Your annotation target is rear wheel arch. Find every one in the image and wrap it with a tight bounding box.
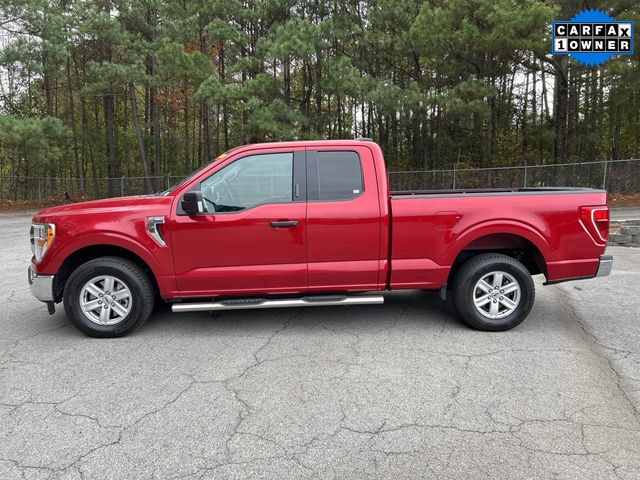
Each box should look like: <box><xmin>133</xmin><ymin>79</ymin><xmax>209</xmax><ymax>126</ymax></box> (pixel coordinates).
<box><xmin>446</xmin><ymin>231</ymin><xmax>548</xmax><ymax>286</ymax></box>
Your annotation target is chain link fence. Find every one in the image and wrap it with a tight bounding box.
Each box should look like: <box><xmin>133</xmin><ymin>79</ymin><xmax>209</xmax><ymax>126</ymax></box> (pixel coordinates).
<box><xmin>1</xmin><ymin>158</ymin><xmax>639</xmax><ymax>202</ymax></box>
<box><xmin>0</xmin><ymin>175</ymin><xmax>185</xmax><ymax>202</ymax></box>
<box><xmin>388</xmin><ymin>158</ymin><xmax>640</xmax><ymax>193</ymax></box>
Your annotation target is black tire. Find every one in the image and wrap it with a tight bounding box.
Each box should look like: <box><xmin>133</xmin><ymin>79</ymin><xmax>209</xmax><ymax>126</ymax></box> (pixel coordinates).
<box><xmin>63</xmin><ymin>256</ymin><xmax>155</xmax><ymax>338</ymax></box>
<box><xmin>451</xmin><ymin>253</ymin><xmax>535</xmax><ymax>331</ymax></box>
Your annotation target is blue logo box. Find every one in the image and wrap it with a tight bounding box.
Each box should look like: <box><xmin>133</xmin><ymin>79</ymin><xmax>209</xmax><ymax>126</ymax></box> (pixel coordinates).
<box><xmin>551</xmin><ymin>9</ymin><xmax>634</xmax><ymax>66</ymax></box>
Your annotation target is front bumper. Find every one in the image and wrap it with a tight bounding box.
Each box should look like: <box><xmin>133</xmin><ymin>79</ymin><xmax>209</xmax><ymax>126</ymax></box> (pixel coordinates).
<box><xmin>28</xmin><ymin>266</ymin><xmax>55</xmax><ymax>302</ymax></box>
<box><xmin>596</xmin><ymin>254</ymin><xmax>613</xmax><ymax>277</ymax></box>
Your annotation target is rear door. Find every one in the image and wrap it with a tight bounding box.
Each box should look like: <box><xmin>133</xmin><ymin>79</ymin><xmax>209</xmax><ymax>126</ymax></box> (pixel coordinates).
<box><xmin>305</xmin><ymin>146</ymin><xmax>381</xmax><ymax>291</ymax></box>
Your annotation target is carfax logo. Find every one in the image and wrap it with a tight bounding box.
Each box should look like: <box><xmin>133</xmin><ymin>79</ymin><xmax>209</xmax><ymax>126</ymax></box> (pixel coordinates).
<box><xmin>552</xmin><ymin>9</ymin><xmax>634</xmax><ymax>66</ymax></box>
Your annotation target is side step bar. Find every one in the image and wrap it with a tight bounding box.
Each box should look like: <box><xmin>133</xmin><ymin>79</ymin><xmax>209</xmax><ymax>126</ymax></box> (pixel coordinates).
<box><xmin>171</xmin><ymin>294</ymin><xmax>384</xmax><ymax>313</ymax></box>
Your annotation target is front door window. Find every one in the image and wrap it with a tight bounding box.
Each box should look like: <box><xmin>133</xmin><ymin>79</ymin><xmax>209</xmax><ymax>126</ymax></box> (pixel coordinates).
<box><xmin>200</xmin><ymin>153</ymin><xmax>293</xmax><ymax>213</ymax></box>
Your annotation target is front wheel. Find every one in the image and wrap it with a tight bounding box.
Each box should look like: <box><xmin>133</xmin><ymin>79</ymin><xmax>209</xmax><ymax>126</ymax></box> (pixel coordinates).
<box><xmin>452</xmin><ymin>253</ymin><xmax>535</xmax><ymax>331</ymax></box>
<box><xmin>63</xmin><ymin>256</ymin><xmax>155</xmax><ymax>337</ymax></box>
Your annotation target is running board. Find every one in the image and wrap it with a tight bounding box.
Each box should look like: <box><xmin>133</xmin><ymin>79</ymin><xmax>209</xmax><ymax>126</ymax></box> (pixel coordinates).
<box><xmin>171</xmin><ymin>295</ymin><xmax>384</xmax><ymax>313</ymax></box>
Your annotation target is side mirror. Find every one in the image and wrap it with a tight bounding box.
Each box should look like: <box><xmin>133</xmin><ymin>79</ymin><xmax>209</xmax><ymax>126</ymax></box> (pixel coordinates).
<box><xmin>181</xmin><ymin>191</ymin><xmax>204</xmax><ymax>215</ymax></box>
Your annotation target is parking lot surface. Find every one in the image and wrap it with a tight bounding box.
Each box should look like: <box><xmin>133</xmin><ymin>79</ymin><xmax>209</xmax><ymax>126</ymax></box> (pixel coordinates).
<box><xmin>1</xmin><ymin>213</ymin><xmax>639</xmax><ymax>479</ymax></box>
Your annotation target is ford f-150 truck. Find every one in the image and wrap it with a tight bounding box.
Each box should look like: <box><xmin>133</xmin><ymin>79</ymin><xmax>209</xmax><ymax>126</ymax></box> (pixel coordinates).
<box><xmin>28</xmin><ymin>139</ymin><xmax>613</xmax><ymax>337</ymax></box>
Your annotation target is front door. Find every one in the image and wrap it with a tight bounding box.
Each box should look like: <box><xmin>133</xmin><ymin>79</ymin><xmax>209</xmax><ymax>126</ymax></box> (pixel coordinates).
<box><xmin>171</xmin><ymin>149</ymin><xmax>308</xmax><ymax>297</ymax></box>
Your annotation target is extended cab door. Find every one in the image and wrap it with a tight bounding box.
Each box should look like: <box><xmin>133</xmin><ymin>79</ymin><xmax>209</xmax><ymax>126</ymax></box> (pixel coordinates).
<box><xmin>171</xmin><ymin>148</ymin><xmax>308</xmax><ymax>297</ymax></box>
<box><xmin>306</xmin><ymin>146</ymin><xmax>381</xmax><ymax>291</ymax></box>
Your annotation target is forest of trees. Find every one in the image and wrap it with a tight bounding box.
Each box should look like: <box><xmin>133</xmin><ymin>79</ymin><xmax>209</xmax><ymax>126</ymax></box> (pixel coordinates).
<box><xmin>0</xmin><ymin>0</ymin><xmax>639</xmax><ymax>196</ymax></box>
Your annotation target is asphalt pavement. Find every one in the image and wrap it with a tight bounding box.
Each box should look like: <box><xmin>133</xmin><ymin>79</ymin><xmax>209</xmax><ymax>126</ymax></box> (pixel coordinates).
<box><xmin>0</xmin><ymin>213</ymin><xmax>639</xmax><ymax>479</ymax></box>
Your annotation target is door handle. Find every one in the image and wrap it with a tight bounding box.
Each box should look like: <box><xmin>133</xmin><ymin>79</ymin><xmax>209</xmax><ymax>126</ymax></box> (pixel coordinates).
<box><xmin>270</xmin><ymin>220</ymin><xmax>298</xmax><ymax>228</ymax></box>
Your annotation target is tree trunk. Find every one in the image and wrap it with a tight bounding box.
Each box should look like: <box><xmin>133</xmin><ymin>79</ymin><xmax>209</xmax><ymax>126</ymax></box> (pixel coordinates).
<box><xmin>200</xmin><ymin>19</ymin><xmax>211</xmax><ymax>161</ymax></box>
<box><xmin>183</xmin><ymin>81</ymin><xmax>190</xmax><ymax>173</ymax></box>
<box><xmin>150</xmin><ymin>83</ymin><xmax>161</xmax><ymax>181</ymax></box>
<box><xmin>65</xmin><ymin>58</ymin><xmax>82</xmax><ymax>190</ymax></box>
<box><xmin>144</xmin><ymin>5</ymin><xmax>162</xmax><ymax>189</ymax></box>
<box><xmin>553</xmin><ymin>57</ymin><xmax>569</xmax><ymax>162</ymax></box>
<box><xmin>488</xmin><ymin>76</ymin><xmax>496</xmax><ymax>165</ymax></box>
<box><xmin>103</xmin><ymin>92</ymin><xmax>118</xmax><ymax>197</ymax></box>
<box><xmin>284</xmin><ymin>56</ymin><xmax>291</xmax><ymax>106</ymax></box>
<box><xmin>218</xmin><ymin>43</ymin><xmax>229</xmax><ymax>150</ymax></box>
<box><xmin>129</xmin><ymin>83</ymin><xmax>153</xmax><ymax>193</ymax></box>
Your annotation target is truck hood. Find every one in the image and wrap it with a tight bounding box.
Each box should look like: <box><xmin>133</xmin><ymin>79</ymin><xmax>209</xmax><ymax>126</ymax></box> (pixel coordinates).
<box><xmin>34</xmin><ymin>195</ymin><xmax>173</xmax><ymax>222</ymax></box>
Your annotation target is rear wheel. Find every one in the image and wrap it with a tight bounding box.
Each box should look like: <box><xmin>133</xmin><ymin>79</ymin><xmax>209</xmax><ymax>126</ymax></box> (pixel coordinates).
<box><xmin>452</xmin><ymin>253</ymin><xmax>535</xmax><ymax>331</ymax></box>
<box><xmin>63</xmin><ymin>256</ymin><xmax>154</xmax><ymax>337</ymax></box>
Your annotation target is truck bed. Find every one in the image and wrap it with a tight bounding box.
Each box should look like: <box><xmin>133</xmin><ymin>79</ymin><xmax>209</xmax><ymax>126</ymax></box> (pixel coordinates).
<box><xmin>388</xmin><ymin>187</ymin><xmax>608</xmax><ymax>289</ymax></box>
<box><xmin>390</xmin><ymin>187</ymin><xmax>604</xmax><ymax>197</ymax></box>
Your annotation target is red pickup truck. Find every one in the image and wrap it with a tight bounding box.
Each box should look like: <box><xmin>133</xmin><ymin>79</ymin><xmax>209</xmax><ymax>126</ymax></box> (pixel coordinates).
<box><xmin>28</xmin><ymin>139</ymin><xmax>612</xmax><ymax>337</ymax></box>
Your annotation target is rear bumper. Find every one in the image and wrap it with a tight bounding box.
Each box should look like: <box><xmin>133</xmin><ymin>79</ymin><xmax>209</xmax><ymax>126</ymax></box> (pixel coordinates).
<box><xmin>28</xmin><ymin>266</ymin><xmax>55</xmax><ymax>302</ymax></box>
<box><xmin>544</xmin><ymin>254</ymin><xmax>612</xmax><ymax>285</ymax></box>
<box><xmin>596</xmin><ymin>254</ymin><xmax>613</xmax><ymax>277</ymax></box>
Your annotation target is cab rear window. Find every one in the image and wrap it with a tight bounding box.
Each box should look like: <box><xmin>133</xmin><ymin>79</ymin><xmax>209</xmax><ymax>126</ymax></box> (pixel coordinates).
<box><xmin>308</xmin><ymin>151</ymin><xmax>363</xmax><ymax>201</ymax></box>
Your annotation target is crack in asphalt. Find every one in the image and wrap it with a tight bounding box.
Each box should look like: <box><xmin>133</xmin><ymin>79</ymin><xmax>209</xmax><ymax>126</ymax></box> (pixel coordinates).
<box><xmin>554</xmin><ymin>286</ymin><xmax>640</xmax><ymax>426</ymax></box>
<box><xmin>10</xmin><ymin>375</ymin><xmax>203</xmax><ymax>479</ymax></box>
<box><xmin>219</xmin><ymin>309</ymin><xmax>304</xmax><ymax>467</ymax></box>
<box><xmin>0</xmin><ymin>322</ymin><xmax>68</xmax><ymax>362</ymax></box>
<box><xmin>0</xmin><ymin>306</ymin><xmax>313</xmax><ymax>479</ymax></box>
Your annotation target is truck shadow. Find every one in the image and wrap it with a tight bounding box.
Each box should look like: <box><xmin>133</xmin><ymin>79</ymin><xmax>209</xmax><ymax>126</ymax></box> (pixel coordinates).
<box><xmin>140</xmin><ymin>290</ymin><xmax>467</xmax><ymax>337</ymax></box>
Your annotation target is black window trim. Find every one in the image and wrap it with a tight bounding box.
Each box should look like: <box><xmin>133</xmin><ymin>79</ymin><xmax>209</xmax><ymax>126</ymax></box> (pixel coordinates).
<box><xmin>306</xmin><ymin>149</ymin><xmax>365</xmax><ymax>203</ymax></box>
<box><xmin>176</xmin><ymin>150</ymin><xmax>305</xmax><ymax>216</ymax></box>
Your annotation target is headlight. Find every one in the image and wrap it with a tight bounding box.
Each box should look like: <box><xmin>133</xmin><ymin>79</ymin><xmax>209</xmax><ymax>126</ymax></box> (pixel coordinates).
<box><xmin>30</xmin><ymin>223</ymin><xmax>55</xmax><ymax>262</ymax></box>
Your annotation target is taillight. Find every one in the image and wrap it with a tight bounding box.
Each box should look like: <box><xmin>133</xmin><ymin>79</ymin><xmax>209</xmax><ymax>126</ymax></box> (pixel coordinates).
<box><xmin>580</xmin><ymin>206</ymin><xmax>609</xmax><ymax>244</ymax></box>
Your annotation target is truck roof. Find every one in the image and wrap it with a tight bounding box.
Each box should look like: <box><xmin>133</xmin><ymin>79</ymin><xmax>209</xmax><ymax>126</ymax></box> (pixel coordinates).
<box><xmin>226</xmin><ymin>139</ymin><xmax>376</xmax><ymax>155</ymax></box>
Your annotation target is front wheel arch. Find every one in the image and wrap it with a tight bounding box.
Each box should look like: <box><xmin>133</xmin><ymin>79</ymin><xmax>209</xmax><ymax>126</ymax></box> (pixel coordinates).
<box><xmin>54</xmin><ymin>245</ymin><xmax>159</xmax><ymax>303</ymax></box>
